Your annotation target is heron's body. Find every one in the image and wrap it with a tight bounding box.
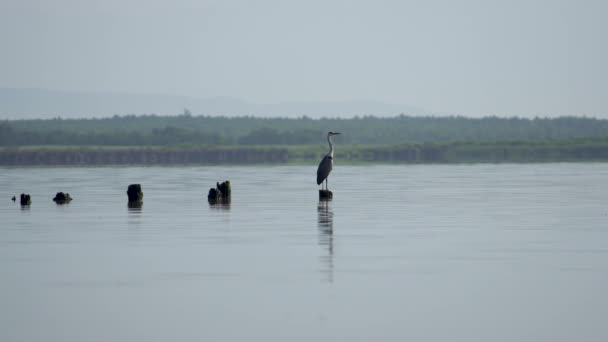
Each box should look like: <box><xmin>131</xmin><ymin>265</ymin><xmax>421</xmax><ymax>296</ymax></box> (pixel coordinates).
<box><xmin>316</xmin><ymin>154</ymin><xmax>333</xmax><ymax>185</ymax></box>
<box><xmin>316</xmin><ymin>132</ymin><xmax>340</xmax><ymax>190</ymax></box>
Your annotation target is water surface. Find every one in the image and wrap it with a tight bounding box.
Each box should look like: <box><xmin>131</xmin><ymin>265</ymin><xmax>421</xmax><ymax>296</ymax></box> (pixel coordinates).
<box><xmin>1</xmin><ymin>164</ymin><xmax>608</xmax><ymax>341</ymax></box>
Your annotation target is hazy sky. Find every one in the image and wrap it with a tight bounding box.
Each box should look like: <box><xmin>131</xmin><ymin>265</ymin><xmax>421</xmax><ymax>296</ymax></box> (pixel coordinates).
<box><xmin>0</xmin><ymin>0</ymin><xmax>606</xmax><ymax>117</ymax></box>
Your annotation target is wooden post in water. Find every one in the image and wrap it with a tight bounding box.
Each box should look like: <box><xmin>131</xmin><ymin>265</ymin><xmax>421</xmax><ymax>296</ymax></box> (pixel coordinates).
<box><xmin>20</xmin><ymin>193</ymin><xmax>32</xmax><ymax>205</ymax></box>
<box><xmin>53</xmin><ymin>192</ymin><xmax>73</xmax><ymax>204</ymax></box>
<box><xmin>208</xmin><ymin>181</ymin><xmax>231</xmax><ymax>204</ymax></box>
<box><xmin>319</xmin><ymin>190</ymin><xmax>333</xmax><ymax>200</ymax></box>
<box><xmin>127</xmin><ymin>184</ymin><xmax>143</xmax><ymax>203</ymax></box>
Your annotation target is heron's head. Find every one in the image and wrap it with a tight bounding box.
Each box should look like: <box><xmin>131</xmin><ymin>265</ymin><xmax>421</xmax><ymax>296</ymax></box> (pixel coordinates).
<box><xmin>328</xmin><ymin>131</ymin><xmax>341</xmax><ymax>136</ymax></box>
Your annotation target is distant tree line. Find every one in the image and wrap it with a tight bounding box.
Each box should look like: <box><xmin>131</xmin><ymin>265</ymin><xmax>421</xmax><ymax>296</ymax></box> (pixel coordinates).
<box><xmin>2</xmin><ymin>114</ymin><xmax>608</xmax><ymax>147</ymax></box>
<box><xmin>3</xmin><ymin>141</ymin><xmax>608</xmax><ymax>165</ymax></box>
<box><xmin>0</xmin><ymin>147</ymin><xmax>288</xmax><ymax>165</ymax></box>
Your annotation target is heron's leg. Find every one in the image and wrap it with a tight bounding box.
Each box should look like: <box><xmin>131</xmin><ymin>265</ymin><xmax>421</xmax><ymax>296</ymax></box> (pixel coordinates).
<box><xmin>326</xmin><ymin>178</ymin><xmax>328</xmax><ymax>191</ymax></box>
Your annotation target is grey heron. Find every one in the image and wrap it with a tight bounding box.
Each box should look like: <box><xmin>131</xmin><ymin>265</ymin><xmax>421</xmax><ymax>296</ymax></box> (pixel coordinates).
<box><xmin>316</xmin><ymin>131</ymin><xmax>341</xmax><ymax>190</ymax></box>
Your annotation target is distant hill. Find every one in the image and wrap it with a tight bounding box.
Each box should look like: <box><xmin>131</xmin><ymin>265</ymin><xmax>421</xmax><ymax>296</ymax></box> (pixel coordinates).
<box><xmin>0</xmin><ymin>87</ymin><xmax>430</xmax><ymax>119</ymax></box>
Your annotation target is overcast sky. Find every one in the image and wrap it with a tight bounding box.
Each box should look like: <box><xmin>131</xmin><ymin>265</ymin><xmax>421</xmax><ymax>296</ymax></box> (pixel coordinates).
<box><xmin>0</xmin><ymin>0</ymin><xmax>606</xmax><ymax>117</ymax></box>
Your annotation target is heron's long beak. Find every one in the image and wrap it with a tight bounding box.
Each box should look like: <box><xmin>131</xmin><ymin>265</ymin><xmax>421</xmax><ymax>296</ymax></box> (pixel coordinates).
<box><xmin>334</xmin><ymin>132</ymin><xmax>341</xmax><ymax>135</ymax></box>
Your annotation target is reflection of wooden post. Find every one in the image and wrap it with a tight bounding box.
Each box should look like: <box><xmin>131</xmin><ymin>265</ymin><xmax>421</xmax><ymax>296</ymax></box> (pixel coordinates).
<box><xmin>127</xmin><ymin>184</ymin><xmax>143</xmax><ymax>203</ymax></box>
<box><xmin>319</xmin><ymin>190</ymin><xmax>333</xmax><ymax>200</ymax></box>
<box><xmin>53</xmin><ymin>192</ymin><xmax>72</xmax><ymax>204</ymax></box>
<box><xmin>208</xmin><ymin>181</ymin><xmax>231</xmax><ymax>204</ymax></box>
<box><xmin>20</xmin><ymin>193</ymin><xmax>32</xmax><ymax>205</ymax></box>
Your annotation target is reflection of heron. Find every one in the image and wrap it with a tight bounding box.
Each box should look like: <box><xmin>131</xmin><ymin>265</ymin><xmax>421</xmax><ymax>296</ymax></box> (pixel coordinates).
<box><xmin>317</xmin><ymin>131</ymin><xmax>341</xmax><ymax>191</ymax></box>
<box><xmin>318</xmin><ymin>200</ymin><xmax>334</xmax><ymax>282</ymax></box>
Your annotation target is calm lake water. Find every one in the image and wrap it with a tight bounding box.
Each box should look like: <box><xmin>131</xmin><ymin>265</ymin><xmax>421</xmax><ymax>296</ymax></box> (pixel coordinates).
<box><xmin>1</xmin><ymin>164</ymin><xmax>608</xmax><ymax>342</ymax></box>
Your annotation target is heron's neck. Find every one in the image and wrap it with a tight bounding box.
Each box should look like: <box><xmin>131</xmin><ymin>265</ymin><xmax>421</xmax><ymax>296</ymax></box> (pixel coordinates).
<box><xmin>327</xmin><ymin>134</ymin><xmax>334</xmax><ymax>156</ymax></box>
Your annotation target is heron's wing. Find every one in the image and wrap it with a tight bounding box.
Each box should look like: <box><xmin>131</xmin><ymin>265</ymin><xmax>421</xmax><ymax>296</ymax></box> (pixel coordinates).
<box><xmin>316</xmin><ymin>155</ymin><xmax>333</xmax><ymax>185</ymax></box>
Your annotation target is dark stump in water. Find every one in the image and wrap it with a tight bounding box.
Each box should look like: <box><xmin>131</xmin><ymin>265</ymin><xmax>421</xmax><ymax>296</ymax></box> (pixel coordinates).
<box><xmin>53</xmin><ymin>192</ymin><xmax>72</xmax><ymax>204</ymax></box>
<box><xmin>20</xmin><ymin>193</ymin><xmax>32</xmax><ymax>205</ymax></box>
<box><xmin>208</xmin><ymin>181</ymin><xmax>231</xmax><ymax>204</ymax></box>
<box><xmin>127</xmin><ymin>184</ymin><xmax>144</xmax><ymax>203</ymax></box>
<box><xmin>319</xmin><ymin>190</ymin><xmax>333</xmax><ymax>200</ymax></box>
<box><xmin>128</xmin><ymin>201</ymin><xmax>143</xmax><ymax>210</ymax></box>
<box><xmin>11</xmin><ymin>196</ymin><xmax>16</xmax><ymax>202</ymax></box>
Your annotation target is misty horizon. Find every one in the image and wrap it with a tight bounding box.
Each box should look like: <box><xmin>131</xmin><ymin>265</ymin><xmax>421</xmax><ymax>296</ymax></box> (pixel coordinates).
<box><xmin>1</xmin><ymin>0</ymin><xmax>606</xmax><ymax>119</ymax></box>
<box><xmin>0</xmin><ymin>86</ymin><xmax>431</xmax><ymax>120</ymax></box>
<box><xmin>0</xmin><ymin>86</ymin><xmax>604</xmax><ymax>121</ymax></box>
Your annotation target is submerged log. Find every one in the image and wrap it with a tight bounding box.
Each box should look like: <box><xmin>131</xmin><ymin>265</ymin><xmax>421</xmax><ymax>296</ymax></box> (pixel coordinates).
<box><xmin>127</xmin><ymin>184</ymin><xmax>143</xmax><ymax>203</ymax></box>
<box><xmin>208</xmin><ymin>180</ymin><xmax>231</xmax><ymax>204</ymax></box>
<box><xmin>53</xmin><ymin>192</ymin><xmax>73</xmax><ymax>204</ymax></box>
<box><xmin>319</xmin><ymin>190</ymin><xmax>333</xmax><ymax>200</ymax></box>
<box><xmin>20</xmin><ymin>193</ymin><xmax>32</xmax><ymax>205</ymax></box>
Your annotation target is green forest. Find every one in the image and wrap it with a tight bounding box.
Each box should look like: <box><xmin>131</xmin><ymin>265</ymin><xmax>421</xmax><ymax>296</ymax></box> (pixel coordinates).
<box><xmin>2</xmin><ymin>114</ymin><xmax>608</xmax><ymax>146</ymax></box>
<box><xmin>2</xmin><ymin>114</ymin><xmax>608</xmax><ymax>164</ymax></box>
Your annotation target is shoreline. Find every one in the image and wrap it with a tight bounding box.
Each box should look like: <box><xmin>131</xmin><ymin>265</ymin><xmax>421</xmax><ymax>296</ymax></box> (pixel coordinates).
<box><xmin>2</xmin><ymin>142</ymin><xmax>608</xmax><ymax>165</ymax></box>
